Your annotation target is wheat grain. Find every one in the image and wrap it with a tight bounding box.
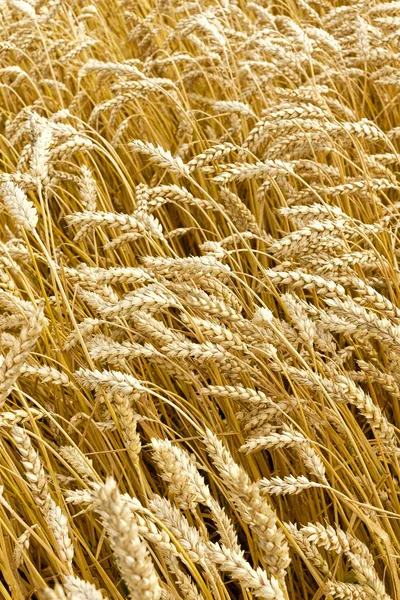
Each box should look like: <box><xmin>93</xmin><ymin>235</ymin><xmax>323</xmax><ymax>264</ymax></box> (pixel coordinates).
<box><xmin>0</xmin><ymin>303</ymin><xmax>44</xmax><ymax>404</ymax></box>
<box><xmin>63</xmin><ymin>576</ymin><xmax>106</xmax><ymax>600</ymax></box>
<box><xmin>11</xmin><ymin>425</ymin><xmax>50</xmax><ymax>514</ymax></box>
<box><xmin>94</xmin><ymin>477</ymin><xmax>162</xmax><ymax>600</ymax></box>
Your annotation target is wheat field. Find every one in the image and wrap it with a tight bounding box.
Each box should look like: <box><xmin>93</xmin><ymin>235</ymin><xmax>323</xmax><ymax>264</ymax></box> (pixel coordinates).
<box><xmin>2</xmin><ymin>0</ymin><xmax>400</xmax><ymax>598</ymax></box>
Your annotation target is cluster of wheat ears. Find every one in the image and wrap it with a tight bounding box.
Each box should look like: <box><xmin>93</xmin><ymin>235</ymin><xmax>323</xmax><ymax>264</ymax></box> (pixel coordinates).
<box><xmin>2</xmin><ymin>0</ymin><xmax>400</xmax><ymax>598</ymax></box>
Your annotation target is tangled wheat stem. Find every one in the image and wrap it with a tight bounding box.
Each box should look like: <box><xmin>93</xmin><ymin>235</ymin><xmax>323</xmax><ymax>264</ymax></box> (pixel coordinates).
<box><xmin>0</xmin><ymin>484</ymin><xmax>69</xmax><ymax>578</ymax></box>
<box><xmin>32</xmin><ymin>231</ymin><xmax>96</xmax><ymax>369</ymax></box>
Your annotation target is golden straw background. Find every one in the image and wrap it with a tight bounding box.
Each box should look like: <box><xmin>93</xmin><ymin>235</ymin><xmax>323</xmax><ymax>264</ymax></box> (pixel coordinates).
<box><xmin>1</xmin><ymin>0</ymin><xmax>400</xmax><ymax>598</ymax></box>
